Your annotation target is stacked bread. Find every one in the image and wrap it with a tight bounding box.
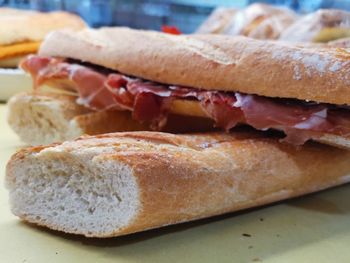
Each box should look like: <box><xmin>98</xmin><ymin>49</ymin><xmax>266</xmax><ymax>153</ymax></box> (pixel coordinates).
<box><xmin>5</xmin><ymin>8</ymin><xmax>350</xmax><ymax>238</ymax></box>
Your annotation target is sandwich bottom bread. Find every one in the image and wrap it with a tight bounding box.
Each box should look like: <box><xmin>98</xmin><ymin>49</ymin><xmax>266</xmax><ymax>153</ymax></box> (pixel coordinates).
<box><xmin>7</xmin><ymin>92</ymin><xmax>214</xmax><ymax>145</ymax></box>
<box><xmin>6</xmin><ymin>131</ymin><xmax>350</xmax><ymax>237</ymax></box>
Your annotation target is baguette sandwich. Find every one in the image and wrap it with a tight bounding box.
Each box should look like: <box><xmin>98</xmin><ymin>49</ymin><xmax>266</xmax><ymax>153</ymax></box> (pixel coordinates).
<box><xmin>8</xmin><ymin>27</ymin><xmax>350</xmax><ymax>148</ymax></box>
<box><xmin>6</xmin><ymin>131</ymin><xmax>350</xmax><ymax>237</ymax></box>
<box><xmin>0</xmin><ymin>8</ymin><xmax>85</xmax><ymax>68</ymax></box>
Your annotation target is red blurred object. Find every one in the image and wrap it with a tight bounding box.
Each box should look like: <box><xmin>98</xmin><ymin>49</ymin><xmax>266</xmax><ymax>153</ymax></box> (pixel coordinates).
<box><xmin>161</xmin><ymin>25</ymin><xmax>182</xmax><ymax>35</ymax></box>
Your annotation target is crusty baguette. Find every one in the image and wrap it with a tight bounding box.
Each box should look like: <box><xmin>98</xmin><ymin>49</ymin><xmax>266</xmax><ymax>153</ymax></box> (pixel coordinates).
<box><xmin>39</xmin><ymin>27</ymin><xmax>350</xmax><ymax>105</ymax></box>
<box><xmin>6</xmin><ymin>131</ymin><xmax>350</xmax><ymax>237</ymax></box>
<box><xmin>0</xmin><ymin>8</ymin><xmax>86</xmax><ymax>46</ymax></box>
<box><xmin>7</xmin><ymin>92</ymin><xmax>214</xmax><ymax>145</ymax></box>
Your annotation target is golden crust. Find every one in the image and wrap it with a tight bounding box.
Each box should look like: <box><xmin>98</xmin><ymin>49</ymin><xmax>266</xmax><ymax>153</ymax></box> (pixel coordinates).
<box><xmin>6</xmin><ymin>131</ymin><xmax>350</xmax><ymax>237</ymax></box>
<box><xmin>39</xmin><ymin>27</ymin><xmax>350</xmax><ymax>105</ymax></box>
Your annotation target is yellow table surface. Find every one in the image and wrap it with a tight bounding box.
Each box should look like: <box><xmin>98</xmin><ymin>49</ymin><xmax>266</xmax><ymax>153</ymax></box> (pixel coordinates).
<box><xmin>1</xmin><ymin>103</ymin><xmax>350</xmax><ymax>263</ymax></box>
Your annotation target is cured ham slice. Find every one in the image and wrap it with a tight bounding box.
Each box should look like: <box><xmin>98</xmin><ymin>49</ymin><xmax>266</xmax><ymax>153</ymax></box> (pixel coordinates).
<box><xmin>21</xmin><ymin>55</ymin><xmax>350</xmax><ymax>144</ymax></box>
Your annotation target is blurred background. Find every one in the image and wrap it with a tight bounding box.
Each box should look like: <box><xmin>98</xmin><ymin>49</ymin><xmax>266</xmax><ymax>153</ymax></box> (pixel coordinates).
<box><xmin>1</xmin><ymin>0</ymin><xmax>350</xmax><ymax>33</ymax></box>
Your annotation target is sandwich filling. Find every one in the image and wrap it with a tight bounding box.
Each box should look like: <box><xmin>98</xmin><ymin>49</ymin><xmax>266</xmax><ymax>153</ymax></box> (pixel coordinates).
<box><xmin>22</xmin><ymin>55</ymin><xmax>350</xmax><ymax>145</ymax></box>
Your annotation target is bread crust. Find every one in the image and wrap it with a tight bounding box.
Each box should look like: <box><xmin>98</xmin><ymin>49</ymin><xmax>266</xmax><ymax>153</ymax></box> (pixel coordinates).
<box><xmin>6</xmin><ymin>131</ymin><xmax>350</xmax><ymax>237</ymax></box>
<box><xmin>39</xmin><ymin>27</ymin><xmax>350</xmax><ymax>105</ymax></box>
<box><xmin>0</xmin><ymin>8</ymin><xmax>86</xmax><ymax>46</ymax></box>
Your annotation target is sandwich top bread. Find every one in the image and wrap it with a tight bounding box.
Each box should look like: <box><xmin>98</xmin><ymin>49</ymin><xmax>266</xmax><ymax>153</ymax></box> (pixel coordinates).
<box><xmin>36</xmin><ymin>27</ymin><xmax>350</xmax><ymax>105</ymax></box>
<box><xmin>0</xmin><ymin>8</ymin><xmax>86</xmax><ymax>68</ymax></box>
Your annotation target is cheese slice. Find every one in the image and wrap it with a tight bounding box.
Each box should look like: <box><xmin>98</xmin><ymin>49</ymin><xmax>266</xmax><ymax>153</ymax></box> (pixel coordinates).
<box><xmin>0</xmin><ymin>41</ymin><xmax>40</xmax><ymax>60</ymax></box>
<box><xmin>170</xmin><ymin>99</ymin><xmax>207</xmax><ymax>118</ymax></box>
<box><xmin>41</xmin><ymin>79</ymin><xmax>209</xmax><ymax>118</ymax></box>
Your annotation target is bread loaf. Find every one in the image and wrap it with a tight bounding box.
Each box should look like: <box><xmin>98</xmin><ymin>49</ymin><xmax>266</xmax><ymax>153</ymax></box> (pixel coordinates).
<box><xmin>6</xmin><ymin>131</ymin><xmax>350</xmax><ymax>237</ymax></box>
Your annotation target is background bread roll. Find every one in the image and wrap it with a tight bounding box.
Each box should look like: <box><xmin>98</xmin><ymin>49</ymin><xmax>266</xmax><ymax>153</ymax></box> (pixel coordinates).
<box><xmin>280</xmin><ymin>9</ymin><xmax>350</xmax><ymax>43</ymax></box>
<box><xmin>195</xmin><ymin>7</ymin><xmax>238</xmax><ymax>34</ymax></box>
<box><xmin>223</xmin><ymin>3</ymin><xmax>297</xmax><ymax>39</ymax></box>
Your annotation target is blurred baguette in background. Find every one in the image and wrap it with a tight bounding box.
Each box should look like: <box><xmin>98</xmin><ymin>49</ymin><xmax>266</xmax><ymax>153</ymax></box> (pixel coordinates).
<box><xmin>196</xmin><ymin>3</ymin><xmax>297</xmax><ymax>40</ymax></box>
<box><xmin>279</xmin><ymin>9</ymin><xmax>350</xmax><ymax>43</ymax></box>
<box><xmin>196</xmin><ymin>4</ymin><xmax>350</xmax><ymax>45</ymax></box>
<box><xmin>195</xmin><ymin>7</ymin><xmax>238</xmax><ymax>34</ymax></box>
<box><xmin>0</xmin><ymin>8</ymin><xmax>86</xmax><ymax>68</ymax></box>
